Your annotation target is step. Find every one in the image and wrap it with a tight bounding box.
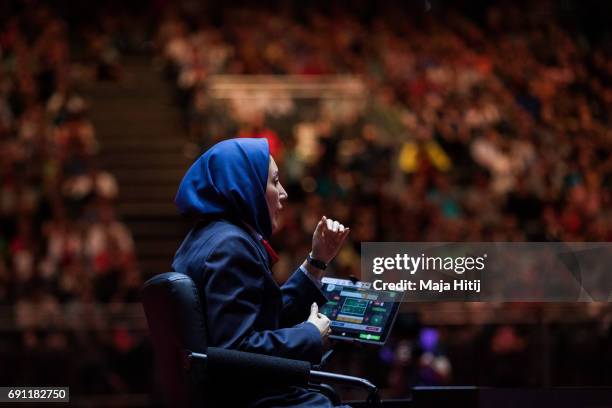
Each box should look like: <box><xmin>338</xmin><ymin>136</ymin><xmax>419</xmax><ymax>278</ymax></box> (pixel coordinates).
<box><xmin>113</xmin><ymin>168</ymin><xmax>186</xmax><ymax>184</ymax></box>
<box><xmin>126</xmin><ymin>219</ymin><xmax>190</xmax><ymax>239</ymax></box>
<box><xmin>82</xmin><ymin>57</ymin><xmax>195</xmax><ymax>283</ymax></box>
<box><xmin>94</xmin><ymin>126</ymin><xmax>183</xmax><ymax>136</ymax></box>
<box><xmin>85</xmin><ymin>89</ymin><xmax>172</xmax><ymax>101</ymax></box>
<box><xmin>124</xmin><ymin>213</ymin><xmax>191</xmax><ymax>223</ymax></box>
<box><xmin>118</xmin><ymin>182</ymin><xmax>180</xmax><ymax>194</ymax></box>
<box><xmin>103</xmin><ymin>163</ymin><xmax>187</xmax><ymax>173</ymax></box>
<box><xmin>100</xmin><ymin>145</ymin><xmax>185</xmax><ymax>155</ymax></box>
<box><xmin>92</xmin><ymin>116</ymin><xmax>180</xmax><ymax>127</ymax></box>
<box><xmin>118</xmin><ymin>186</ymin><xmax>180</xmax><ymax>202</ymax></box>
<box><xmin>118</xmin><ymin>202</ymin><xmax>179</xmax><ymax>217</ymax></box>
<box><xmin>95</xmin><ymin>125</ymin><xmax>179</xmax><ymax>133</ymax></box>
<box><xmin>99</xmin><ymin>154</ymin><xmax>187</xmax><ymax>169</ymax></box>
<box><xmin>98</xmin><ymin>137</ymin><xmax>186</xmax><ymax>150</ymax></box>
<box><xmin>96</xmin><ymin>134</ymin><xmax>183</xmax><ymax>144</ymax></box>
<box><xmin>134</xmin><ymin>239</ymin><xmax>183</xmax><ymax>257</ymax></box>
<box><xmin>97</xmin><ymin>136</ymin><xmax>184</xmax><ymax>146</ymax></box>
<box><xmin>83</xmin><ymin>80</ymin><xmax>169</xmax><ymax>92</ymax></box>
<box><xmin>89</xmin><ymin>98</ymin><xmax>177</xmax><ymax>109</ymax></box>
<box><xmin>91</xmin><ymin>109</ymin><xmax>179</xmax><ymax>119</ymax></box>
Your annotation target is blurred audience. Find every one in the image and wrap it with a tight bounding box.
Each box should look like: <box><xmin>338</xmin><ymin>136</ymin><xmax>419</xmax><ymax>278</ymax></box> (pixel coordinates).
<box><xmin>158</xmin><ymin>1</ymin><xmax>612</xmax><ymax>254</ymax></box>
<box><xmin>0</xmin><ymin>3</ymin><xmax>146</xmax><ymax>394</ymax></box>
<box><xmin>157</xmin><ymin>0</ymin><xmax>612</xmax><ymax>391</ymax></box>
<box><xmin>1</xmin><ymin>0</ymin><xmax>611</xmax><ymax>399</ymax></box>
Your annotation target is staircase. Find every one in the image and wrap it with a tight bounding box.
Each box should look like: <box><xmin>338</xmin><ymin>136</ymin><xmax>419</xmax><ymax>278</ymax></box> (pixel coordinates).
<box><xmin>84</xmin><ymin>55</ymin><xmax>193</xmax><ymax>278</ymax></box>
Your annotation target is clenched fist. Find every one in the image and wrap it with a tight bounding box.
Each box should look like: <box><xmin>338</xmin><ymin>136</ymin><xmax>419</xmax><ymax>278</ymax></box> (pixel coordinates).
<box><xmin>311</xmin><ymin>216</ymin><xmax>350</xmax><ymax>264</ymax></box>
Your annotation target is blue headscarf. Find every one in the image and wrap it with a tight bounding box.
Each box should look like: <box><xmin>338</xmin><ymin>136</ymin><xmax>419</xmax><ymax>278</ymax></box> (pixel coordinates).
<box><xmin>175</xmin><ymin>138</ymin><xmax>272</xmax><ymax>239</ymax></box>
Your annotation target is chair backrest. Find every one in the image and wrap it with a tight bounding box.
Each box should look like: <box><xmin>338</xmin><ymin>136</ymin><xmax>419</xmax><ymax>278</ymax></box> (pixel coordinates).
<box><xmin>141</xmin><ymin>272</ymin><xmax>207</xmax><ymax>407</ymax></box>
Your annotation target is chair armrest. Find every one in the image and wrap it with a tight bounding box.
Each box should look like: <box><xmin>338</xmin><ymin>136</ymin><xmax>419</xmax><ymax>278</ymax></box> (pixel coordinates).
<box><xmin>310</xmin><ymin>370</ymin><xmax>380</xmax><ymax>406</ymax></box>
<box><xmin>188</xmin><ymin>349</ymin><xmax>380</xmax><ymax>406</ymax></box>
<box><xmin>188</xmin><ymin>348</ymin><xmax>310</xmax><ymax>387</ymax></box>
<box><xmin>310</xmin><ymin>369</ymin><xmax>377</xmax><ymax>395</ymax></box>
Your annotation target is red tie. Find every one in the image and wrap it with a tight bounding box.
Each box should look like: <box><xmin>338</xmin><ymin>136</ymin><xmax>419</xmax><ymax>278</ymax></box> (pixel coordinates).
<box><xmin>240</xmin><ymin>221</ymin><xmax>279</xmax><ymax>266</ymax></box>
<box><xmin>260</xmin><ymin>238</ymin><xmax>279</xmax><ymax>265</ymax></box>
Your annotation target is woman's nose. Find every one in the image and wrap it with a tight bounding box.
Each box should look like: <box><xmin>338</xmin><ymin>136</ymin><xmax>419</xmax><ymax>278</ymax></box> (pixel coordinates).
<box><xmin>280</xmin><ymin>184</ymin><xmax>288</xmax><ymax>200</ymax></box>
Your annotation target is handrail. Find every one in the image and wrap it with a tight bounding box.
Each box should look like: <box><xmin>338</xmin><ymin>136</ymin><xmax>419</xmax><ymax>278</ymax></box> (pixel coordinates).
<box><xmin>206</xmin><ymin>74</ymin><xmax>366</xmax><ymax>99</ymax></box>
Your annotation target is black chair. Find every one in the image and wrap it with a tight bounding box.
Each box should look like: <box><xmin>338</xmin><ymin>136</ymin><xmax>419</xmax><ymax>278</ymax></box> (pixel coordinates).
<box><xmin>141</xmin><ymin>272</ymin><xmax>380</xmax><ymax>407</ymax></box>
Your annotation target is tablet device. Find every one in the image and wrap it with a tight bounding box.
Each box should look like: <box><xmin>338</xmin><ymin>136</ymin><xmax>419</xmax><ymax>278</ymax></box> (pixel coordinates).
<box><xmin>319</xmin><ymin>277</ymin><xmax>404</xmax><ymax>345</ymax></box>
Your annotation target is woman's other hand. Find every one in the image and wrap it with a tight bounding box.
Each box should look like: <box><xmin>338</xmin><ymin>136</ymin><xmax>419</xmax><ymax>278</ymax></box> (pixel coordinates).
<box><xmin>307</xmin><ymin>302</ymin><xmax>331</xmax><ymax>338</ymax></box>
<box><xmin>311</xmin><ymin>216</ymin><xmax>350</xmax><ymax>264</ymax></box>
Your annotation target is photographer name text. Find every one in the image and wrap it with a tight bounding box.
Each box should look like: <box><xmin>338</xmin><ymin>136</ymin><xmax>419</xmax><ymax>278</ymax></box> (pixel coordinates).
<box><xmin>373</xmin><ymin>279</ymin><xmax>481</xmax><ymax>293</ymax></box>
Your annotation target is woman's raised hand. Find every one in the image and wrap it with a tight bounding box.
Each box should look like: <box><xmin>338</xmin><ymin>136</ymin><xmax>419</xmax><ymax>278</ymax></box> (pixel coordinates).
<box><xmin>307</xmin><ymin>302</ymin><xmax>331</xmax><ymax>338</ymax></box>
<box><xmin>311</xmin><ymin>216</ymin><xmax>350</xmax><ymax>264</ymax></box>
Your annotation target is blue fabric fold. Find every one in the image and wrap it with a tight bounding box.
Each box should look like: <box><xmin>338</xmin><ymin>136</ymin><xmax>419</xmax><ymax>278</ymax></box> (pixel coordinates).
<box><xmin>175</xmin><ymin>138</ymin><xmax>273</xmax><ymax>239</ymax></box>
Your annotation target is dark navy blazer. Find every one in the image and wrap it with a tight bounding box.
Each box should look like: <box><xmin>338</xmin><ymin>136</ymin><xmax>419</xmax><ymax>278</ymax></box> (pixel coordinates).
<box><xmin>172</xmin><ymin>218</ymin><xmax>328</xmax><ymax>364</ymax></box>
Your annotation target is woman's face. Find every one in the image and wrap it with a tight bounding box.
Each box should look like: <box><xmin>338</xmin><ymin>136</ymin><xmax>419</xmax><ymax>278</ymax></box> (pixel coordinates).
<box><xmin>265</xmin><ymin>156</ymin><xmax>288</xmax><ymax>234</ymax></box>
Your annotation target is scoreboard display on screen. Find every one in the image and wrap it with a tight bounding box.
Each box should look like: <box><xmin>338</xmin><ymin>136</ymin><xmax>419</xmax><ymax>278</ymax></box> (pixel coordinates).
<box><xmin>320</xmin><ymin>277</ymin><xmax>404</xmax><ymax>345</ymax></box>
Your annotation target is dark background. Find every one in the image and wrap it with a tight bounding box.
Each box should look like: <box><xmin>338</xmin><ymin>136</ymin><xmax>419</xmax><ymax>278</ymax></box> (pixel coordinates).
<box><xmin>0</xmin><ymin>0</ymin><xmax>611</xmax><ymax>405</ymax></box>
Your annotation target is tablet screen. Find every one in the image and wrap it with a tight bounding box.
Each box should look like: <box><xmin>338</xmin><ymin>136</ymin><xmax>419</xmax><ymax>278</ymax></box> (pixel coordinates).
<box><xmin>319</xmin><ymin>277</ymin><xmax>404</xmax><ymax>345</ymax></box>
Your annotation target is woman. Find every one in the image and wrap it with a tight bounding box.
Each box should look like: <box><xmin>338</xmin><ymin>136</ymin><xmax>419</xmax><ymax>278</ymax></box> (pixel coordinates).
<box><xmin>172</xmin><ymin>138</ymin><xmax>350</xmax><ymax>407</ymax></box>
